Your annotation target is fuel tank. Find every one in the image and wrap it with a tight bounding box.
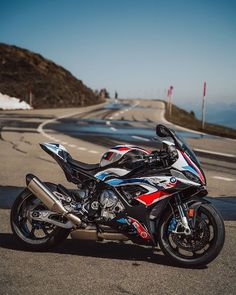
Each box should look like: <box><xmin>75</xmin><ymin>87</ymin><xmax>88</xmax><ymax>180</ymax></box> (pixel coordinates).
<box><xmin>100</xmin><ymin>145</ymin><xmax>151</xmax><ymax>167</ymax></box>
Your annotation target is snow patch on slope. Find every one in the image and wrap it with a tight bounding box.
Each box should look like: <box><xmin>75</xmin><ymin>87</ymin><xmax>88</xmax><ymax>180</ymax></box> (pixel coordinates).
<box><xmin>0</xmin><ymin>92</ymin><xmax>31</xmax><ymax>110</ymax></box>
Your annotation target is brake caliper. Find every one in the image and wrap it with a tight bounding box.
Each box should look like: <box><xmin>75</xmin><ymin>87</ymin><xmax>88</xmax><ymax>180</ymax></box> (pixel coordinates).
<box><xmin>168</xmin><ymin>217</ymin><xmax>177</xmax><ymax>233</ymax></box>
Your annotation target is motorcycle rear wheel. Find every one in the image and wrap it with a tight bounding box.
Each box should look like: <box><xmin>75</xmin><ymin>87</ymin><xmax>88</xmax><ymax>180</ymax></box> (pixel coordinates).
<box><xmin>158</xmin><ymin>202</ymin><xmax>225</xmax><ymax>267</ymax></box>
<box><xmin>10</xmin><ymin>184</ymin><xmax>70</xmax><ymax>251</ymax></box>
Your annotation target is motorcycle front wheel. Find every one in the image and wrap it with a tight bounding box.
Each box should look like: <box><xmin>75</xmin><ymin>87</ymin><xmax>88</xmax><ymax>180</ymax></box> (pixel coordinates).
<box><xmin>158</xmin><ymin>202</ymin><xmax>225</xmax><ymax>267</ymax></box>
<box><xmin>11</xmin><ymin>184</ymin><xmax>70</xmax><ymax>251</ymax></box>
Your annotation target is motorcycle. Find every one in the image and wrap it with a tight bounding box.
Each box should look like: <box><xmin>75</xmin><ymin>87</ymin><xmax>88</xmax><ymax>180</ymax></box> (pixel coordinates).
<box><xmin>11</xmin><ymin>124</ymin><xmax>225</xmax><ymax>267</ymax></box>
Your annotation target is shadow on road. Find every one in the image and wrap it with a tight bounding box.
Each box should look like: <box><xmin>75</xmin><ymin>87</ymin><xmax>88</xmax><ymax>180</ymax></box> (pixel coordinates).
<box><xmin>0</xmin><ymin>232</ymin><xmax>207</xmax><ymax>269</ymax></box>
<box><xmin>0</xmin><ymin>186</ymin><xmax>24</xmax><ymax>209</ymax></box>
<box><xmin>206</xmin><ymin>196</ymin><xmax>236</xmax><ymax>221</ymax></box>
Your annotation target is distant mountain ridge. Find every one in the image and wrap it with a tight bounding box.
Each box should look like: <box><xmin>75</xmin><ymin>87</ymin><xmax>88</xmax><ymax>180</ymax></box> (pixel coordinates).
<box><xmin>0</xmin><ymin>43</ymin><xmax>103</xmax><ymax>108</ymax></box>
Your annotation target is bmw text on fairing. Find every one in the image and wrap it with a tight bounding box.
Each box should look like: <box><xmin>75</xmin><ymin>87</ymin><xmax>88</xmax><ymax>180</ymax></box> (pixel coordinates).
<box><xmin>11</xmin><ymin>124</ymin><xmax>225</xmax><ymax>267</ymax></box>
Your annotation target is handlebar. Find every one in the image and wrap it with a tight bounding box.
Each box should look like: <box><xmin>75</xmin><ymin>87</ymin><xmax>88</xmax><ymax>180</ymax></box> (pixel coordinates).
<box><xmin>120</xmin><ymin>147</ymin><xmax>178</xmax><ymax>170</ymax></box>
<box><xmin>144</xmin><ymin>147</ymin><xmax>178</xmax><ymax>168</ymax></box>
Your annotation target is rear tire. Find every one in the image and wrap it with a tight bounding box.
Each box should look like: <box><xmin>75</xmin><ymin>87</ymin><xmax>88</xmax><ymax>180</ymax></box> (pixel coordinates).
<box><xmin>158</xmin><ymin>203</ymin><xmax>225</xmax><ymax>267</ymax></box>
<box><xmin>10</xmin><ymin>184</ymin><xmax>70</xmax><ymax>251</ymax></box>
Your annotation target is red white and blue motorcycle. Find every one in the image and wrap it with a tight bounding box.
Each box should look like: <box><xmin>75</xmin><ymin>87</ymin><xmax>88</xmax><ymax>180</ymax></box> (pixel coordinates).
<box><xmin>11</xmin><ymin>124</ymin><xmax>225</xmax><ymax>267</ymax></box>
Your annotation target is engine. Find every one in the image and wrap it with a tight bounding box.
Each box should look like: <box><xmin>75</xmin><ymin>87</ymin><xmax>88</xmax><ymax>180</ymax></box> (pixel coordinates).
<box><xmin>68</xmin><ymin>187</ymin><xmax>124</xmax><ymax>223</ymax></box>
<box><xmin>99</xmin><ymin>190</ymin><xmax>124</xmax><ymax>220</ymax></box>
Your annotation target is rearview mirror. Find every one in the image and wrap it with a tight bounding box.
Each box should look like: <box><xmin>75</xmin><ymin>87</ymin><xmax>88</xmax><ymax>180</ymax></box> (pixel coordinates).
<box><xmin>156</xmin><ymin>124</ymin><xmax>171</xmax><ymax>137</ymax></box>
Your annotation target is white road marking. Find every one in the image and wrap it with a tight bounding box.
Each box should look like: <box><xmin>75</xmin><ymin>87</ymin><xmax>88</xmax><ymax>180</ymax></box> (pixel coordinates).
<box><xmin>48</xmin><ymin>136</ymin><xmax>57</xmax><ymax>141</ymax></box>
<box><xmin>68</xmin><ymin>144</ymin><xmax>76</xmax><ymax>148</ymax></box>
<box><xmin>107</xmin><ymin>102</ymin><xmax>139</xmax><ymax>122</ymax></box>
<box><xmin>132</xmin><ymin>135</ymin><xmax>150</xmax><ymax>142</ymax></box>
<box><xmin>110</xmin><ymin>127</ymin><xmax>117</xmax><ymax>131</ymax></box>
<box><xmin>212</xmin><ymin>176</ymin><xmax>234</xmax><ymax>182</ymax></box>
<box><xmin>194</xmin><ymin>148</ymin><xmax>236</xmax><ymax>158</ymax></box>
<box><xmin>89</xmin><ymin>150</ymin><xmax>99</xmax><ymax>154</ymax></box>
<box><xmin>37</xmin><ymin>110</ymin><xmax>83</xmax><ymax>137</ymax></box>
<box><xmin>106</xmin><ymin>121</ymin><xmax>111</xmax><ymax>125</ymax></box>
<box><xmin>37</xmin><ymin>108</ymin><xmax>103</xmax><ymax>155</ymax></box>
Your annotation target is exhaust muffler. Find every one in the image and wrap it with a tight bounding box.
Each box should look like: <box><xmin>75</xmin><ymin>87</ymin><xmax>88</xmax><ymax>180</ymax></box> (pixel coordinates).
<box><xmin>70</xmin><ymin>229</ymin><xmax>128</xmax><ymax>241</ymax></box>
<box><xmin>26</xmin><ymin>174</ymin><xmax>81</xmax><ymax>227</ymax></box>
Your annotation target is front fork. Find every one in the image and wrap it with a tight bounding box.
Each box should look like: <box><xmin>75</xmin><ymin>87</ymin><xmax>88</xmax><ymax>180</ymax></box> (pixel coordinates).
<box><xmin>172</xmin><ymin>194</ymin><xmax>192</xmax><ymax>235</ymax></box>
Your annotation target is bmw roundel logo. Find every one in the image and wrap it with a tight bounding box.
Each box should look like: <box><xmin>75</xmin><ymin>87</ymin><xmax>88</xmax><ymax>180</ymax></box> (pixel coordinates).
<box><xmin>170</xmin><ymin>177</ymin><xmax>177</xmax><ymax>183</ymax></box>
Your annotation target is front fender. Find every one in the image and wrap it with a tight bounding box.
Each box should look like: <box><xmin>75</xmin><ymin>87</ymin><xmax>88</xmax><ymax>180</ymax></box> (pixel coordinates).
<box><xmin>186</xmin><ymin>197</ymin><xmax>211</xmax><ymax>227</ymax></box>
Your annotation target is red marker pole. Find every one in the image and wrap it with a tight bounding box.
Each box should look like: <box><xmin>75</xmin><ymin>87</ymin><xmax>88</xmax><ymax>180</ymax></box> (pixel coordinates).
<box><xmin>167</xmin><ymin>89</ymin><xmax>170</xmax><ymax>115</ymax></box>
<box><xmin>201</xmin><ymin>82</ymin><xmax>207</xmax><ymax>129</ymax></box>
<box><xmin>28</xmin><ymin>83</ymin><xmax>33</xmax><ymax>108</ymax></box>
<box><xmin>29</xmin><ymin>89</ymin><xmax>33</xmax><ymax>108</ymax></box>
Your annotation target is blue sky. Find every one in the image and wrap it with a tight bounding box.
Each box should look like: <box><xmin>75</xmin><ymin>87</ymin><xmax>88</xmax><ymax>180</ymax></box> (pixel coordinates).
<box><xmin>1</xmin><ymin>0</ymin><xmax>236</xmax><ymax>106</ymax></box>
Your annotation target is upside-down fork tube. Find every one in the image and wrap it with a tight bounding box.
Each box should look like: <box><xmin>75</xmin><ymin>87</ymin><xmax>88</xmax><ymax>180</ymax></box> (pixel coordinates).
<box><xmin>26</xmin><ymin>174</ymin><xmax>82</xmax><ymax>227</ymax></box>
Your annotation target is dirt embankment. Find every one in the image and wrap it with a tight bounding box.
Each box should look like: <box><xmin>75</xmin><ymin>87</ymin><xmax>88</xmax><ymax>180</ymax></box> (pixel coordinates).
<box><xmin>165</xmin><ymin>102</ymin><xmax>236</xmax><ymax>139</ymax></box>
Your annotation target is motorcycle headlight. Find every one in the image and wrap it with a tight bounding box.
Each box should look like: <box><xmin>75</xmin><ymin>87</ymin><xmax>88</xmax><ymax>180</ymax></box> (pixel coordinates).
<box><xmin>183</xmin><ymin>171</ymin><xmax>201</xmax><ymax>184</ymax></box>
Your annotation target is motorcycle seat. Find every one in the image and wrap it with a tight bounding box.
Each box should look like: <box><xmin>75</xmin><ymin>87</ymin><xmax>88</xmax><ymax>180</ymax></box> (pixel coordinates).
<box><xmin>67</xmin><ymin>157</ymin><xmax>100</xmax><ymax>171</ymax></box>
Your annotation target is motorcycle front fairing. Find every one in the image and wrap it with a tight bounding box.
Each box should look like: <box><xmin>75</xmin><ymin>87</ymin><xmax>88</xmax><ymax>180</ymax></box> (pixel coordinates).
<box><xmin>155</xmin><ymin>125</ymin><xmax>207</xmax><ymax>186</ymax></box>
<box><xmin>97</xmin><ymin>125</ymin><xmax>208</xmax><ymax>245</ymax></box>
<box><xmin>100</xmin><ymin>167</ymin><xmax>205</xmax><ymax>245</ymax></box>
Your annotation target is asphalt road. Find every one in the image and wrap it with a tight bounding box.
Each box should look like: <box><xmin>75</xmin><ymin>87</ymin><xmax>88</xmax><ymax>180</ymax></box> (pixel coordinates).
<box><xmin>0</xmin><ymin>99</ymin><xmax>236</xmax><ymax>295</ymax></box>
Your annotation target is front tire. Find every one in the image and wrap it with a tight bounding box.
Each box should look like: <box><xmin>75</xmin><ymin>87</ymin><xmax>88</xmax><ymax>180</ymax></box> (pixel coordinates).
<box><xmin>158</xmin><ymin>202</ymin><xmax>225</xmax><ymax>267</ymax></box>
<box><xmin>10</xmin><ymin>184</ymin><xmax>70</xmax><ymax>251</ymax></box>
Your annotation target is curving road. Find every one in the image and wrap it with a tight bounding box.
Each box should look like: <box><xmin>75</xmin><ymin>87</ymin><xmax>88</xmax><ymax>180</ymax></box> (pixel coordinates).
<box><xmin>43</xmin><ymin>99</ymin><xmax>236</xmax><ymax>199</ymax></box>
<box><xmin>0</xmin><ymin>99</ymin><xmax>236</xmax><ymax>294</ymax></box>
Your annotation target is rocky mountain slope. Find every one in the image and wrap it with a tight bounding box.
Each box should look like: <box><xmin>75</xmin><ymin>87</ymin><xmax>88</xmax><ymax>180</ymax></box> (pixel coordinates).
<box><xmin>0</xmin><ymin>43</ymin><xmax>102</xmax><ymax>108</ymax></box>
